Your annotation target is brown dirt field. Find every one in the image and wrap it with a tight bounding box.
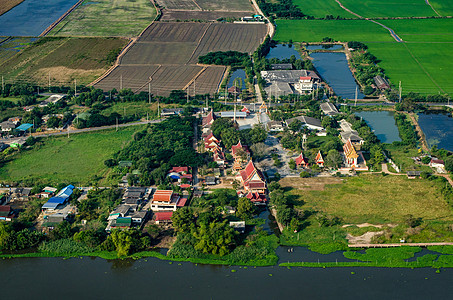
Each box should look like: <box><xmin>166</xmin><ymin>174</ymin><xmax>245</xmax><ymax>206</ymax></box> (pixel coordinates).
<box><xmin>139</xmin><ymin>22</ymin><xmax>209</xmax><ymax>42</ymax></box>
<box><xmin>121</xmin><ymin>42</ymin><xmax>197</xmax><ymax>65</ymax></box>
<box><xmin>160</xmin><ymin>10</ymin><xmax>249</xmax><ymax>21</ymax></box>
<box><xmin>196</xmin><ymin>0</ymin><xmax>253</xmax><ymax>11</ymax></box>
<box><xmin>0</xmin><ymin>0</ymin><xmax>24</xmax><ymax>16</ymax></box>
<box><xmin>188</xmin><ymin>23</ymin><xmax>267</xmax><ymax>63</ymax></box>
<box><xmin>156</xmin><ymin>0</ymin><xmax>200</xmax><ymax>10</ymax></box>
<box><xmin>186</xmin><ymin>66</ymin><xmax>226</xmax><ymax>95</ymax></box>
<box><xmin>94</xmin><ymin>65</ymin><xmax>160</xmax><ymax>92</ymax></box>
<box><xmin>34</xmin><ymin>66</ymin><xmax>106</xmax><ymax>85</ymax></box>
<box><xmin>279</xmin><ymin>177</ymin><xmax>343</xmax><ymax>191</ymax></box>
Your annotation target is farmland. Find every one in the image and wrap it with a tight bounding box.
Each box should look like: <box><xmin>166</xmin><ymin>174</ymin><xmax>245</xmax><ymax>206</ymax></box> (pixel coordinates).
<box><xmin>157</xmin><ymin>0</ymin><xmax>253</xmax><ymax>13</ymax></box>
<box><xmin>292</xmin><ymin>0</ymin><xmax>354</xmax><ymax>19</ymax></box>
<box><xmin>0</xmin><ymin>126</ymin><xmax>142</xmax><ymax>186</ymax></box>
<box><xmin>0</xmin><ymin>0</ymin><xmax>24</xmax><ymax>16</ymax></box>
<box><xmin>48</xmin><ymin>0</ymin><xmax>157</xmax><ymax>37</ymax></box>
<box><xmin>160</xmin><ymin>10</ymin><xmax>248</xmax><ymax>21</ymax></box>
<box><xmin>274</xmin><ymin>18</ymin><xmax>453</xmax><ymax>95</ymax></box>
<box><xmin>95</xmin><ymin>22</ymin><xmax>266</xmax><ymax>95</ymax></box>
<box><xmin>0</xmin><ymin>37</ymin><xmax>37</xmax><ymax>64</ymax></box>
<box><xmin>339</xmin><ymin>0</ymin><xmax>437</xmax><ymax>18</ymax></box>
<box><xmin>0</xmin><ymin>37</ymin><xmax>128</xmax><ymax>86</ymax></box>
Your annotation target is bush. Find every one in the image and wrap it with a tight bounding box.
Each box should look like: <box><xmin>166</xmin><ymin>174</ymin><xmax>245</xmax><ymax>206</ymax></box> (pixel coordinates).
<box><xmin>38</xmin><ymin>238</ymin><xmax>95</xmax><ymax>254</ymax></box>
<box><xmin>300</xmin><ymin>171</ymin><xmax>310</xmax><ymax>178</ymax></box>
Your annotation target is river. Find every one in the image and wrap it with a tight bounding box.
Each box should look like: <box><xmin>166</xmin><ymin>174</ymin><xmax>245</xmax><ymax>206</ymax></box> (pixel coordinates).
<box><xmin>1</xmin><ymin>257</ymin><xmax>452</xmax><ymax>299</ymax></box>
<box><xmin>0</xmin><ymin>0</ymin><xmax>79</xmax><ymax>36</ymax></box>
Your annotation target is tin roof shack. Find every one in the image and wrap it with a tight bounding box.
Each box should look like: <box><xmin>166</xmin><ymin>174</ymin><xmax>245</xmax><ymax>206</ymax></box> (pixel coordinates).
<box><xmin>161</xmin><ymin>108</ymin><xmax>184</xmax><ymax>116</ymax></box>
<box><xmin>407</xmin><ymin>171</ymin><xmax>422</xmax><ymax>179</ymax></box>
<box><xmin>373</xmin><ymin>75</ymin><xmax>390</xmax><ymax>90</ymax></box>
<box><xmin>286</xmin><ymin>116</ymin><xmax>324</xmax><ymax>131</ymax></box>
<box><xmin>229</xmin><ymin>221</ymin><xmax>245</xmax><ymax>234</ymax></box>
<box><xmin>0</xmin><ymin>205</ymin><xmax>14</xmax><ymax>221</ymax></box>
<box><xmin>271</xmin><ymin>63</ymin><xmax>293</xmax><ymax>70</ymax></box>
<box><xmin>320</xmin><ymin>102</ymin><xmax>339</xmax><ymax>116</ymax></box>
<box><xmin>154</xmin><ymin>211</ymin><xmax>173</xmax><ymax>225</ymax></box>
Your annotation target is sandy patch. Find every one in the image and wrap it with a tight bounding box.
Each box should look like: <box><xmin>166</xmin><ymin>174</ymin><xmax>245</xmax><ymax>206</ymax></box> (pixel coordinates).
<box><xmin>347</xmin><ymin>231</ymin><xmax>384</xmax><ymax>244</ymax></box>
<box><xmin>342</xmin><ymin>223</ymin><xmax>397</xmax><ymax>228</ymax></box>
<box><xmin>34</xmin><ymin>66</ymin><xmax>106</xmax><ymax>85</ymax></box>
<box><xmin>279</xmin><ymin>177</ymin><xmax>343</xmax><ymax>191</ymax></box>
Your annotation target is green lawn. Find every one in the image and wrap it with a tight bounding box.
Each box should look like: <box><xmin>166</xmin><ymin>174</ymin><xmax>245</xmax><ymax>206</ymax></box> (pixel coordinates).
<box><xmin>0</xmin><ymin>126</ymin><xmax>142</xmax><ymax>185</ymax></box>
<box><xmin>49</xmin><ymin>0</ymin><xmax>157</xmax><ymax>37</ymax></box>
<box><xmin>383</xmin><ymin>143</ymin><xmax>432</xmax><ymax>172</ymax></box>
<box><xmin>288</xmin><ymin>174</ymin><xmax>453</xmax><ymax>224</ymax></box>
<box><xmin>102</xmin><ymin>102</ymin><xmax>160</xmax><ymax>119</ymax></box>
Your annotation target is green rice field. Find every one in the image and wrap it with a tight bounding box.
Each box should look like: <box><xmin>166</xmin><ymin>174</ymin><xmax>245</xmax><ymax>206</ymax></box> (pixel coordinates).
<box><xmin>293</xmin><ymin>0</ymin><xmax>353</xmax><ymax>19</ymax></box>
<box><xmin>274</xmin><ymin>18</ymin><xmax>453</xmax><ymax>95</ymax></box>
<box><xmin>339</xmin><ymin>0</ymin><xmax>437</xmax><ymax>18</ymax></box>
<box><xmin>0</xmin><ymin>126</ymin><xmax>142</xmax><ymax>185</ymax></box>
<box><xmin>49</xmin><ymin>0</ymin><xmax>157</xmax><ymax>37</ymax></box>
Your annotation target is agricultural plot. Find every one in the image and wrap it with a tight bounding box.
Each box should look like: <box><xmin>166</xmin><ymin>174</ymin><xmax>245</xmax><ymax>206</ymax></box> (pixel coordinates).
<box><xmin>120</xmin><ymin>42</ymin><xmax>198</xmax><ymax>65</ymax></box>
<box><xmin>380</xmin><ymin>18</ymin><xmax>453</xmax><ymax>42</ymax></box>
<box><xmin>0</xmin><ymin>37</ymin><xmax>128</xmax><ymax>85</ymax></box>
<box><xmin>0</xmin><ymin>0</ymin><xmax>24</xmax><ymax>16</ymax></box>
<box><xmin>292</xmin><ymin>0</ymin><xmax>353</xmax><ymax>19</ymax></box>
<box><xmin>96</xmin><ymin>22</ymin><xmax>266</xmax><ymax>96</ymax></box>
<box><xmin>157</xmin><ymin>0</ymin><xmax>200</xmax><ymax>10</ymax></box>
<box><xmin>430</xmin><ymin>0</ymin><xmax>453</xmax><ymax>16</ymax></box>
<box><xmin>196</xmin><ymin>0</ymin><xmax>253</xmax><ymax>11</ymax></box>
<box><xmin>0</xmin><ymin>126</ymin><xmax>141</xmax><ymax>186</ymax></box>
<box><xmin>49</xmin><ymin>0</ymin><xmax>157</xmax><ymax>37</ymax></box>
<box><xmin>94</xmin><ymin>65</ymin><xmax>160</xmax><ymax>92</ymax></box>
<box><xmin>339</xmin><ymin>0</ymin><xmax>438</xmax><ymax>18</ymax></box>
<box><xmin>189</xmin><ymin>23</ymin><xmax>267</xmax><ymax>63</ymax></box>
<box><xmin>138</xmin><ymin>22</ymin><xmax>209</xmax><ymax>43</ymax></box>
<box><xmin>0</xmin><ymin>37</ymin><xmax>37</xmax><ymax>65</ymax></box>
<box><xmin>160</xmin><ymin>10</ymin><xmax>248</xmax><ymax>21</ymax></box>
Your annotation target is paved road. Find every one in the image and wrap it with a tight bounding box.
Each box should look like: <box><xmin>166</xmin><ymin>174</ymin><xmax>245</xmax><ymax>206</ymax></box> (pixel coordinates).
<box><xmin>32</xmin><ymin>119</ymin><xmax>164</xmax><ymax>138</ymax></box>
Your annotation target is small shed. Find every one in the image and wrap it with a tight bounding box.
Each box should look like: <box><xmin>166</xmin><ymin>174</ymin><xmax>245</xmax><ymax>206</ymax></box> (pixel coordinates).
<box><xmin>407</xmin><ymin>171</ymin><xmax>422</xmax><ymax>179</ymax></box>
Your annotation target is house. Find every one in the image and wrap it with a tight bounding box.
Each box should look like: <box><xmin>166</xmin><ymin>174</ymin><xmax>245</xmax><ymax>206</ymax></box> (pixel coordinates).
<box><xmin>110</xmin><ymin>217</ymin><xmax>132</xmax><ymax>229</ymax></box>
<box><xmin>45</xmin><ymin>212</ymin><xmax>70</xmax><ymax>224</ymax></box>
<box><xmin>261</xmin><ymin>70</ymin><xmax>321</xmax><ymax>96</ymax></box>
<box><xmin>294</xmin><ymin>76</ymin><xmax>315</xmax><ymax>93</ymax></box>
<box><xmin>0</xmin><ymin>121</ymin><xmax>16</xmax><ymax>132</ymax></box>
<box><xmin>238</xmin><ymin>160</ymin><xmax>266</xmax><ymax>193</ymax></box>
<box><xmin>202</xmin><ymin>110</ymin><xmax>216</xmax><ymax>128</ymax></box>
<box><xmin>373</xmin><ymin>75</ymin><xmax>390</xmax><ymax>90</ymax></box>
<box><xmin>8</xmin><ymin>117</ymin><xmax>22</xmax><ymax>125</ymax></box>
<box><xmin>130</xmin><ymin>211</ymin><xmax>147</xmax><ymax>225</ymax></box>
<box><xmin>295</xmin><ymin>152</ymin><xmax>309</xmax><ymax>168</ymax></box>
<box><xmin>44</xmin><ymin>187</ymin><xmax>58</xmax><ymax>194</ymax></box>
<box><xmin>271</xmin><ymin>63</ymin><xmax>293</xmax><ymax>70</ymax></box>
<box><xmin>219</xmin><ymin>111</ymin><xmax>247</xmax><ymax>118</ymax></box>
<box><xmin>155</xmin><ymin>211</ymin><xmax>173</xmax><ymax>225</ymax></box>
<box><xmin>213</xmin><ymin>148</ymin><xmax>226</xmax><ymax>165</ymax></box>
<box><xmin>206</xmin><ymin>176</ymin><xmax>217</xmax><ymax>185</ymax></box>
<box><xmin>229</xmin><ymin>221</ymin><xmax>245</xmax><ymax>233</ymax></box>
<box><xmin>320</xmin><ymin>102</ymin><xmax>339</xmax><ymax>116</ymax></box>
<box><xmin>241</xmin><ymin>106</ymin><xmax>250</xmax><ymax>115</ymax></box>
<box><xmin>0</xmin><ymin>205</ymin><xmax>14</xmax><ymax>221</ymax></box>
<box><xmin>161</xmin><ymin>108</ymin><xmax>184</xmax><ymax>116</ymax></box>
<box><xmin>315</xmin><ymin>151</ymin><xmax>324</xmax><ymax>167</ymax></box>
<box><xmin>246</xmin><ymin>191</ymin><xmax>267</xmax><ymax>205</ymax></box>
<box><xmin>42</xmin><ymin>185</ymin><xmax>74</xmax><ymax>211</ymax></box>
<box><xmin>150</xmin><ymin>190</ymin><xmax>180</xmax><ymax>211</ymax></box>
<box><xmin>407</xmin><ymin>171</ymin><xmax>422</xmax><ymax>179</ymax></box>
<box><xmin>286</xmin><ymin>116</ymin><xmax>323</xmax><ymax>131</ymax></box>
<box><xmin>170</xmin><ymin>166</ymin><xmax>189</xmax><ymax>174</ymax></box>
<box><xmin>266</xmin><ymin>120</ymin><xmax>285</xmax><ymax>132</ymax></box>
<box><xmin>343</xmin><ymin>139</ymin><xmax>358</xmax><ymax>168</ymax></box>
<box><xmin>231</xmin><ymin>140</ymin><xmax>250</xmax><ymax>161</ymax></box>
<box><xmin>430</xmin><ymin>158</ymin><xmax>445</xmax><ymax>168</ymax></box>
<box><xmin>228</xmin><ymin>86</ymin><xmax>241</xmax><ymax>94</ymax></box>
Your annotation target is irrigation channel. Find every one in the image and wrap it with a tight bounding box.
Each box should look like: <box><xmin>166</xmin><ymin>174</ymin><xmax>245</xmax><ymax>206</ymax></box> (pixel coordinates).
<box><xmin>0</xmin><ymin>0</ymin><xmax>80</xmax><ymax>36</ymax></box>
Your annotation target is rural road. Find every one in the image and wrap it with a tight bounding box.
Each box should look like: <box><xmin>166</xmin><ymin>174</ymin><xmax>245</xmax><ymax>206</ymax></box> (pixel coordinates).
<box><xmin>334</xmin><ymin>0</ymin><xmax>403</xmax><ymax>42</ymax></box>
<box><xmin>251</xmin><ymin>0</ymin><xmax>274</xmax><ymax>38</ymax></box>
<box><xmin>32</xmin><ymin>119</ymin><xmax>164</xmax><ymax>138</ymax></box>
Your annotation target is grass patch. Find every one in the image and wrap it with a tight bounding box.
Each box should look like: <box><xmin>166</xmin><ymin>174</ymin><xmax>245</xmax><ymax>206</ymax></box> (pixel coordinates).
<box><xmin>0</xmin><ymin>126</ymin><xmax>142</xmax><ymax>185</ymax></box>
<box><xmin>0</xmin><ymin>37</ymin><xmax>128</xmax><ymax>85</ymax></box>
<box><xmin>384</xmin><ymin>143</ymin><xmax>431</xmax><ymax>172</ymax></box>
<box><xmin>101</xmin><ymin>102</ymin><xmax>160</xmax><ymax>120</ymax></box>
<box><xmin>49</xmin><ymin>0</ymin><xmax>157</xmax><ymax>37</ymax></box>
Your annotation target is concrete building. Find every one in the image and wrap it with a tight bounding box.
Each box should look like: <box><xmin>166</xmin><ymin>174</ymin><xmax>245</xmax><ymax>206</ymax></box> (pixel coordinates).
<box><xmin>260</xmin><ymin>70</ymin><xmax>321</xmax><ymax>97</ymax></box>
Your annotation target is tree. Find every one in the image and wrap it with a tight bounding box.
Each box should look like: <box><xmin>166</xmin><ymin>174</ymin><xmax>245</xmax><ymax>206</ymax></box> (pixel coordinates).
<box><xmin>110</xmin><ymin>229</ymin><xmax>133</xmax><ymax>257</ymax></box>
<box><xmin>250</xmin><ymin>142</ymin><xmax>267</xmax><ymax>160</ymax></box>
<box><xmin>192</xmin><ymin>220</ymin><xmax>236</xmax><ymax>256</ymax></box>
<box><xmin>421</xmin><ymin>156</ymin><xmax>431</xmax><ymax>165</ymax></box>
<box><xmin>288</xmin><ymin>159</ymin><xmax>296</xmax><ymax>170</ymax></box>
<box><xmin>445</xmin><ymin>157</ymin><xmax>453</xmax><ymax>173</ymax></box>
<box><xmin>277</xmin><ymin>206</ymin><xmax>294</xmax><ymax>227</ymax></box>
<box><xmin>325</xmin><ymin>149</ymin><xmax>342</xmax><ymax>169</ymax></box>
<box><xmin>288</xmin><ymin>120</ymin><xmax>302</xmax><ymax>132</ymax></box>
<box><xmin>237</xmin><ymin>197</ymin><xmax>256</xmax><ymax>220</ymax></box>
<box><xmin>300</xmin><ymin>171</ymin><xmax>310</xmax><ymax>178</ymax></box>
<box><xmin>171</xmin><ymin>207</ymin><xmax>195</xmax><ymax>233</ymax></box>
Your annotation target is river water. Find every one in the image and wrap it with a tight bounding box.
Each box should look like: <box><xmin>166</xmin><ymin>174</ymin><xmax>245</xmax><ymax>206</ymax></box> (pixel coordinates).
<box><xmin>0</xmin><ymin>0</ymin><xmax>79</xmax><ymax>36</ymax></box>
<box><xmin>417</xmin><ymin>111</ymin><xmax>453</xmax><ymax>151</ymax></box>
<box><xmin>355</xmin><ymin>111</ymin><xmax>401</xmax><ymax>143</ymax></box>
<box><xmin>1</xmin><ymin>257</ymin><xmax>452</xmax><ymax>299</ymax></box>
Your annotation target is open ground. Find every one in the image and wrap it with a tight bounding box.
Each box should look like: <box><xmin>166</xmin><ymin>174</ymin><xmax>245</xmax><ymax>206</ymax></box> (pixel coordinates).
<box><xmin>0</xmin><ymin>126</ymin><xmax>142</xmax><ymax>186</ymax></box>
<box><xmin>48</xmin><ymin>0</ymin><xmax>157</xmax><ymax>37</ymax></box>
<box><xmin>94</xmin><ymin>22</ymin><xmax>266</xmax><ymax>95</ymax></box>
<box><xmin>0</xmin><ymin>37</ymin><xmax>128</xmax><ymax>86</ymax></box>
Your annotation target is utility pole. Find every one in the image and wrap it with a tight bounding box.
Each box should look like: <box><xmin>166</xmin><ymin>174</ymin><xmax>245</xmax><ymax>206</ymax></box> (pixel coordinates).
<box><xmin>194</xmin><ymin>80</ymin><xmax>196</xmax><ymax>97</ymax></box>
<box><xmin>158</xmin><ymin>99</ymin><xmax>160</xmax><ymax>118</ymax></box>
<box><xmin>48</xmin><ymin>72</ymin><xmax>51</xmax><ymax>92</ymax></box>
<box><xmin>1</xmin><ymin>76</ymin><xmax>3</xmax><ymax>95</ymax></box>
<box><xmin>148</xmin><ymin>82</ymin><xmax>151</xmax><ymax>104</ymax></box>
<box><xmin>355</xmin><ymin>86</ymin><xmax>358</xmax><ymax>106</ymax></box>
<box><xmin>67</xmin><ymin>126</ymin><xmax>69</xmax><ymax>139</ymax></box>
<box><xmin>399</xmin><ymin>81</ymin><xmax>402</xmax><ymax>102</ymax></box>
<box><xmin>120</xmin><ymin>75</ymin><xmax>123</xmax><ymax>90</ymax></box>
<box><xmin>116</xmin><ymin>118</ymin><xmax>118</xmax><ymax>131</ymax></box>
<box><xmin>74</xmin><ymin>79</ymin><xmax>77</xmax><ymax>97</ymax></box>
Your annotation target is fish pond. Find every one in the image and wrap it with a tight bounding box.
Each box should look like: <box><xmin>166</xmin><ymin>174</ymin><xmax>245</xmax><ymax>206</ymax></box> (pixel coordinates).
<box><xmin>266</xmin><ymin>44</ymin><xmax>301</xmax><ymax>60</ymax></box>
<box><xmin>306</xmin><ymin>44</ymin><xmax>343</xmax><ymax>51</ymax></box>
<box><xmin>311</xmin><ymin>52</ymin><xmax>365</xmax><ymax>100</ymax></box>
<box><xmin>0</xmin><ymin>0</ymin><xmax>80</xmax><ymax>36</ymax></box>
<box><xmin>227</xmin><ymin>69</ymin><xmax>246</xmax><ymax>90</ymax></box>
<box><xmin>417</xmin><ymin>111</ymin><xmax>453</xmax><ymax>151</ymax></box>
<box><xmin>355</xmin><ymin>111</ymin><xmax>401</xmax><ymax>143</ymax></box>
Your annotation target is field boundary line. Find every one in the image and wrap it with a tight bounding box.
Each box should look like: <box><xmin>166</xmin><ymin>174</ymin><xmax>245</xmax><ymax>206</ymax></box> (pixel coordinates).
<box><xmin>349</xmin><ymin>242</ymin><xmax>453</xmax><ymax>248</ymax></box>
<box><xmin>39</xmin><ymin>0</ymin><xmax>84</xmax><ymax>37</ymax></box>
<box><xmin>402</xmin><ymin>43</ymin><xmax>444</xmax><ymax>93</ymax></box>
<box><xmin>89</xmin><ymin>0</ymin><xmax>160</xmax><ymax>87</ymax></box>
<box><xmin>185</xmin><ymin>23</ymin><xmax>211</xmax><ymax>64</ymax></box>
<box><xmin>183</xmin><ymin>66</ymin><xmax>207</xmax><ymax>90</ymax></box>
<box><xmin>134</xmin><ymin>65</ymin><xmax>162</xmax><ymax>92</ymax></box>
<box><xmin>191</xmin><ymin>0</ymin><xmax>203</xmax><ymax>10</ymax></box>
<box><xmin>425</xmin><ymin>0</ymin><xmax>441</xmax><ymax>17</ymax></box>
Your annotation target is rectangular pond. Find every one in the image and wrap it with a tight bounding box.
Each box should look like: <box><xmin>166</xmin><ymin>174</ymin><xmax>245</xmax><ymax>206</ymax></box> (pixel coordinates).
<box><xmin>355</xmin><ymin>111</ymin><xmax>401</xmax><ymax>144</ymax></box>
<box><xmin>417</xmin><ymin>111</ymin><xmax>453</xmax><ymax>152</ymax></box>
<box><xmin>266</xmin><ymin>44</ymin><xmax>301</xmax><ymax>60</ymax></box>
<box><xmin>311</xmin><ymin>52</ymin><xmax>364</xmax><ymax>100</ymax></box>
<box><xmin>0</xmin><ymin>0</ymin><xmax>80</xmax><ymax>36</ymax></box>
<box><xmin>227</xmin><ymin>69</ymin><xmax>246</xmax><ymax>90</ymax></box>
<box><xmin>306</xmin><ymin>44</ymin><xmax>343</xmax><ymax>51</ymax></box>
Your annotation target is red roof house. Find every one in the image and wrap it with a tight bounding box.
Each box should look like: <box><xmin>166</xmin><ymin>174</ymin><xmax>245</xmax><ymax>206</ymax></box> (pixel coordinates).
<box><xmin>155</xmin><ymin>211</ymin><xmax>173</xmax><ymax>224</ymax></box>
<box><xmin>238</xmin><ymin>161</ymin><xmax>266</xmax><ymax>193</ymax></box>
<box><xmin>231</xmin><ymin>140</ymin><xmax>250</xmax><ymax>160</ymax></box>
<box><xmin>246</xmin><ymin>192</ymin><xmax>267</xmax><ymax>205</ymax></box>
<box><xmin>202</xmin><ymin>110</ymin><xmax>216</xmax><ymax>128</ymax></box>
<box><xmin>170</xmin><ymin>166</ymin><xmax>189</xmax><ymax>174</ymax></box>
<box><xmin>315</xmin><ymin>151</ymin><xmax>324</xmax><ymax>167</ymax></box>
<box><xmin>241</xmin><ymin>106</ymin><xmax>250</xmax><ymax>114</ymax></box>
<box><xmin>295</xmin><ymin>153</ymin><xmax>309</xmax><ymax>168</ymax></box>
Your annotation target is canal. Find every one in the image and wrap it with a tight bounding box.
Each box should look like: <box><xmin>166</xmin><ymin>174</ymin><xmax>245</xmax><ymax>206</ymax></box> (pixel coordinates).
<box><xmin>1</xmin><ymin>256</ymin><xmax>452</xmax><ymax>299</ymax></box>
